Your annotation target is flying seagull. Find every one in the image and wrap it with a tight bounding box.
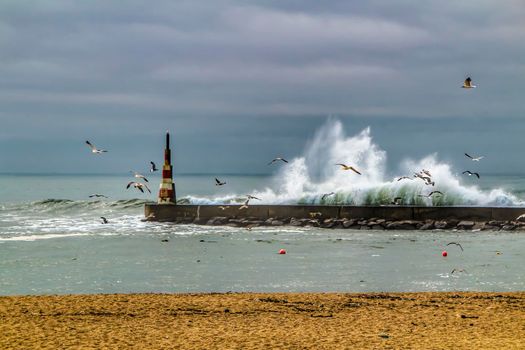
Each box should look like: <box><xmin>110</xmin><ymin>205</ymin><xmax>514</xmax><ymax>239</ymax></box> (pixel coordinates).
<box><xmin>464</xmin><ymin>153</ymin><xmax>484</xmax><ymax>161</ymax></box>
<box><xmin>239</xmin><ymin>199</ymin><xmax>250</xmax><ymax>210</ymax></box>
<box><xmin>85</xmin><ymin>140</ymin><xmax>107</xmax><ymax>154</ymax></box>
<box><xmin>391</xmin><ymin>197</ymin><xmax>403</xmax><ymax>205</ymax></box>
<box><xmin>516</xmin><ymin>214</ymin><xmax>525</xmax><ymax>221</ymax></box>
<box><xmin>218</xmin><ymin>206</ymin><xmax>230</xmax><ymax>210</ymax></box>
<box><xmin>246</xmin><ymin>195</ymin><xmax>261</xmax><ymax>201</ymax></box>
<box><xmin>451</xmin><ymin>268</ymin><xmax>467</xmax><ymax>274</ymax></box>
<box><xmin>336</xmin><ymin>163</ymin><xmax>362</xmax><ymax>175</ymax></box>
<box><xmin>150</xmin><ymin>161</ymin><xmax>158</xmax><ymax>172</ymax></box>
<box><xmin>418</xmin><ymin>191</ymin><xmax>443</xmax><ymax>198</ymax></box>
<box><xmin>321</xmin><ymin>192</ymin><xmax>335</xmax><ymax>200</ymax></box>
<box><xmin>89</xmin><ymin>194</ymin><xmax>108</xmax><ymax>198</ymax></box>
<box><xmin>397</xmin><ymin>176</ymin><xmax>413</xmax><ymax>181</ymax></box>
<box><xmin>462</xmin><ymin>170</ymin><xmax>480</xmax><ymax>179</ymax></box>
<box><xmin>268</xmin><ymin>157</ymin><xmax>288</xmax><ymax>165</ymax></box>
<box><xmin>446</xmin><ymin>242</ymin><xmax>464</xmax><ymax>251</ymax></box>
<box><xmin>462</xmin><ymin>77</ymin><xmax>476</xmax><ymax>89</ymax></box>
<box><xmin>131</xmin><ymin>171</ymin><xmax>149</xmax><ymax>182</ymax></box>
<box><xmin>100</xmin><ymin>217</ymin><xmax>109</xmax><ymax>224</ymax></box>
<box><xmin>215</xmin><ymin>178</ymin><xmax>226</xmax><ymax>186</ymax></box>
<box><xmin>126</xmin><ymin>181</ymin><xmax>151</xmax><ymax>193</ymax></box>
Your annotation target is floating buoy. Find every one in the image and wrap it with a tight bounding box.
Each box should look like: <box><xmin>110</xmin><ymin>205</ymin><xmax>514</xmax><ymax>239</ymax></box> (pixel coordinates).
<box><xmin>442</xmin><ymin>251</ymin><xmax>448</xmax><ymax>257</ymax></box>
<box><xmin>279</xmin><ymin>249</ymin><xmax>286</xmax><ymax>255</ymax></box>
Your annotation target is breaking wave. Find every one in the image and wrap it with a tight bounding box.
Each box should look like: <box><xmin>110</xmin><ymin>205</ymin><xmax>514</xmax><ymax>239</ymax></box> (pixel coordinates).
<box><xmin>183</xmin><ymin>119</ymin><xmax>523</xmax><ymax>207</ymax></box>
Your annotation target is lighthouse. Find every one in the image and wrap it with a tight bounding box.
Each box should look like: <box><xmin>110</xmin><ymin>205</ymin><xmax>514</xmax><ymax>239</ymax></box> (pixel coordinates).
<box><xmin>158</xmin><ymin>131</ymin><xmax>176</xmax><ymax>204</ymax></box>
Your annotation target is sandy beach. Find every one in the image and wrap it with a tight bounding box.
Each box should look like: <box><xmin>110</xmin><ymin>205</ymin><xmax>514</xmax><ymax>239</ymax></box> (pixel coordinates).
<box><xmin>1</xmin><ymin>292</ymin><xmax>523</xmax><ymax>349</ymax></box>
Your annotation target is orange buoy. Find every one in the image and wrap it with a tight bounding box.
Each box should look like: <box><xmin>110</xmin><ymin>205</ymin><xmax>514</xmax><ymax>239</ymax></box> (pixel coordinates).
<box><xmin>279</xmin><ymin>249</ymin><xmax>286</xmax><ymax>255</ymax></box>
<box><xmin>442</xmin><ymin>251</ymin><xmax>448</xmax><ymax>257</ymax></box>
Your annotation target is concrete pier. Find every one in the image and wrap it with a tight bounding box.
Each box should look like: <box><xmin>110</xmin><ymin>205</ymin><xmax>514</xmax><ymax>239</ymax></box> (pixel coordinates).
<box><xmin>145</xmin><ymin>204</ymin><xmax>525</xmax><ymax>223</ymax></box>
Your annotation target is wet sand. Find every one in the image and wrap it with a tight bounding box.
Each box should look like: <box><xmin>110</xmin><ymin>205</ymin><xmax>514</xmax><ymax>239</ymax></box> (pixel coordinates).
<box><xmin>1</xmin><ymin>292</ymin><xmax>524</xmax><ymax>349</ymax></box>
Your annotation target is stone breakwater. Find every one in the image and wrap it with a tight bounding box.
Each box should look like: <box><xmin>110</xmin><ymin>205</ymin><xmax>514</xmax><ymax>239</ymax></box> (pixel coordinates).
<box><xmin>162</xmin><ymin>216</ymin><xmax>525</xmax><ymax>231</ymax></box>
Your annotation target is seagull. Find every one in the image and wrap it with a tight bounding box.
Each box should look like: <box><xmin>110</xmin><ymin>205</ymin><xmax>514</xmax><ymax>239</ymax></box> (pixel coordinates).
<box><xmin>126</xmin><ymin>181</ymin><xmax>151</xmax><ymax>193</ymax></box>
<box><xmin>418</xmin><ymin>191</ymin><xmax>443</xmax><ymax>198</ymax></box>
<box><xmin>391</xmin><ymin>197</ymin><xmax>403</xmax><ymax>205</ymax></box>
<box><xmin>397</xmin><ymin>176</ymin><xmax>413</xmax><ymax>181</ymax></box>
<box><xmin>246</xmin><ymin>195</ymin><xmax>261</xmax><ymax>201</ymax></box>
<box><xmin>239</xmin><ymin>199</ymin><xmax>250</xmax><ymax>210</ymax></box>
<box><xmin>516</xmin><ymin>214</ymin><xmax>525</xmax><ymax>221</ymax></box>
<box><xmin>421</xmin><ymin>169</ymin><xmax>432</xmax><ymax>177</ymax></box>
<box><xmin>218</xmin><ymin>206</ymin><xmax>230</xmax><ymax>210</ymax></box>
<box><xmin>464</xmin><ymin>153</ymin><xmax>484</xmax><ymax>161</ymax></box>
<box><xmin>414</xmin><ymin>172</ymin><xmax>434</xmax><ymax>186</ymax></box>
<box><xmin>100</xmin><ymin>217</ymin><xmax>108</xmax><ymax>224</ymax></box>
<box><xmin>89</xmin><ymin>194</ymin><xmax>108</xmax><ymax>198</ymax></box>
<box><xmin>451</xmin><ymin>268</ymin><xmax>467</xmax><ymax>274</ymax></box>
<box><xmin>321</xmin><ymin>192</ymin><xmax>335</xmax><ymax>200</ymax></box>
<box><xmin>336</xmin><ymin>163</ymin><xmax>362</xmax><ymax>175</ymax></box>
<box><xmin>150</xmin><ymin>161</ymin><xmax>158</xmax><ymax>172</ymax></box>
<box><xmin>131</xmin><ymin>171</ymin><xmax>149</xmax><ymax>182</ymax></box>
<box><xmin>462</xmin><ymin>170</ymin><xmax>480</xmax><ymax>179</ymax></box>
<box><xmin>268</xmin><ymin>157</ymin><xmax>288</xmax><ymax>165</ymax></box>
<box><xmin>446</xmin><ymin>242</ymin><xmax>464</xmax><ymax>251</ymax></box>
<box><xmin>85</xmin><ymin>140</ymin><xmax>108</xmax><ymax>154</ymax></box>
<box><xmin>215</xmin><ymin>178</ymin><xmax>226</xmax><ymax>186</ymax></box>
<box><xmin>462</xmin><ymin>77</ymin><xmax>476</xmax><ymax>89</ymax></box>
<box><xmin>309</xmin><ymin>212</ymin><xmax>322</xmax><ymax>218</ymax></box>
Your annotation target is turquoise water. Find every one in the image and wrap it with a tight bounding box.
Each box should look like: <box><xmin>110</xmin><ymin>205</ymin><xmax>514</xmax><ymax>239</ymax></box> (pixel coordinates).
<box><xmin>1</xmin><ymin>173</ymin><xmax>525</xmax><ymax>295</ymax></box>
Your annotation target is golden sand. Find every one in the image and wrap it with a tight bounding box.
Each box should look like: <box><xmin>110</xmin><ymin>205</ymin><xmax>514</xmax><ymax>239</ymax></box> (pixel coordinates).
<box><xmin>1</xmin><ymin>292</ymin><xmax>524</xmax><ymax>349</ymax></box>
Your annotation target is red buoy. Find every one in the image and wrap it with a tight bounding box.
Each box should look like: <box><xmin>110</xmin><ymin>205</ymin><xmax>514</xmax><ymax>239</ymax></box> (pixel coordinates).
<box><xmin>442</xmin><ymin>251</ymin><xmax>448</xmax><ymax>257</ymax></box>
<box><xmin>279</xmin><ymin>249</ymin><xmax>286</xmax><ymax>255</ymax></box>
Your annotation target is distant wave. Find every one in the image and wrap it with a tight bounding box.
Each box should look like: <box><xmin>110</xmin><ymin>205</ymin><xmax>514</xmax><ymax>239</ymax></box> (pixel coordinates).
<box><xmin>1</xmin><ymin>198</ymin><xmax>154</xmax><ymax>214</ymax></box>
<box><xmin>181</xmin><ymin>119</ymin><xmax>524</xmax><ymax>207</ymax></box>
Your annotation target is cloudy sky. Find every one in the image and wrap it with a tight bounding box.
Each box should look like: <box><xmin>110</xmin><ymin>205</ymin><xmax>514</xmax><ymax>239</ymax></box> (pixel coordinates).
<box><xmin>0</xmin><ymin>0</ymin><xmax>524</xmax><ymax>174</ymax></box>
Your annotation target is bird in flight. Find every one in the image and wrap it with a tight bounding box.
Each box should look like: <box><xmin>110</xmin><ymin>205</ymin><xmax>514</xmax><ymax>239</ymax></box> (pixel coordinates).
<box><xmin>397</xmin><ymin>176</ymin><xmax>413</xmax><ymax>181</ymax></box>
<box><xmin>131</xmin><ymin>171</ymin><xmax>149</xmax><ymax>182</ymax></box>
<box><xmin>464</xmin><ymin>153</ymin><xmax>484</xmax><ymax>161</ymax></box>
<box><xmin>239</xmin><ymin>199</ymin><xmax>250</xmax><ymax>210</ymax></box>
<box><xmin>451</xmin><ymin>268</ymin><xmax>467</xmax><ymax>274</ymax></box>
<box><xmin>218</xmin><ymin>206</ymin><xmax>230</xmax><ymax>210</ymax></box>
<box><xmin>461</xmin><ymin>77</ymin><xmax>476</xmax><ymax>89</ymax></box>
<box><xmin>516</xmin><ymin>214</ymin><xmax>525</xmax><ymax>221</ymax></box>
<box><xmin>268</xmin><ymin>157</ymin><xmax>288</xmax><ymax>165</ymax></box>
<box><xmin>462</xmin><ymin>170</ymin><xmax>480</xmax><ymax>179</ymax></box>
<box><xmin>391</xmin><ymin>197</ymin><xmax>403</xmax><ymax>205</ymax></box>
<box><xmin>126</xmin><ymin>181</ymin><xmax>151</xmax><ymax>193</ymax></box>
<box><xmin>418</xmin><ymin>191</ymin><xmax>443</xmax><ymax>198</ymax></box>
<box><xmin>150</xmin><ymin>161</ymin><xmax>158</xmax><ymax>172</ymax></box>
<box><xmin>321</xmin><ymin>192</ymin><xmax>335</xmax><ymax>200</ymax></box>
<box><xmin>446</xmin><ymin>242</ymin><xmax>464</xmax><ymax>251</ymax></box>
<box><xmin>336</xmin><ymin>164</ymin><xmax>362</xmax><ymax>175</ymax></box>
<box><xmin>215</xmin><ymin>178</ymin><xmax>226</xmax><ymax>186</ymax></box>
<box><xmin>89</xmin><ymin>194</ymin><xmax>108</xmax><ymax>198</ymax></box>
<box><xmin>246</xmin><ymin>195</ymin><xmax>261</xmax><ymax>201</ymax></box>
<box><xmin>100</xmin><ymin>217</ymin><xmax>109</xmax><ymax>224</ymax></box>
<box><xmin>85</xmin><ymin>141</ymin><xmax>107</xmax><ymax>154</ymax></box>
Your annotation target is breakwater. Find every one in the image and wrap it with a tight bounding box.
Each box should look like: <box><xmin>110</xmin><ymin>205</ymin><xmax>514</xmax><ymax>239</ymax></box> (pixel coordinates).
<box><xmin>145</xmin><ymin>204</ymin><xmax>525</xmax><ymax>230</ymax></box>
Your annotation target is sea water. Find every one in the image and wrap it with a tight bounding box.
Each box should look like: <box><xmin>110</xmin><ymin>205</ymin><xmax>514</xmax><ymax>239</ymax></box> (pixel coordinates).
<box><xmin>1</xmin><ymin>120</ymin><xmax>525</xmax><ymax>295</ymax></box>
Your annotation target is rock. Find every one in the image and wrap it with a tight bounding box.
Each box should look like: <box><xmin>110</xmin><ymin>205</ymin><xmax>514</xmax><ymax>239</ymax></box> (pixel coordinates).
<box><xmin>360</xmin><ymin>225</ymin><xmax>371</xmax><ymax>230</ymax></box>
<box><xmin>264</xmin><ymin>218</ymin><xmax>275</xmax><ymax>225</ymax></box>
<box><xmin>289</xmin><ymin>218</ymin><xmax>303</xmax><ymax>226</ymax></box>
<box><xmin>271</xmin><ymin>220</ymin><xmax>284</xmax><ymax>226</ymax></box>
<box><xmin>386</xmin><ymin>221</ymin><xmax>416</xmax><ymax>230</ymax></box>
<box><xmin>457</xmin><ymin>221</ymin><xmax>475</xmax><ymax>230</ymax></box>
<box><xmin>371</xmin><ymin>224</ymin><xmax>385</xmax><ymax>230</ymax></box>
<box><xmin>419</xmin><ymin>222</ymin><xmax>434</xmax><ymax>230</ymax></box>
<box><xmin>516</xmin><ymin>215</ymin><xmax>525</xmax><ymax>223</ymax></box>
<box><xmin>488</xmin><ymin>220</ymin><xmax>504</xmax><ymax>226</ymax></box>
<box><xmin>322</xmin><ymin>218</ymin><xmax>337</xmax><ymax>228</ymax></box>
<box><xmin>342</xmin><ymin>219</ymin><xmax>356</xmax><ymax>228</ymax></box>
<box><xmin>501</xmin><ymin>224</ymin><xmax>516</xmax><ymax>231</ymax></box>
<box><xmin>434</xmin><ymin>221</ymin><xmax>450</xmax><ymax>229</ymax></box>
<box><xmin>357</xmin><ymin>220</ymin><xmax>368</xmax><ymax>226</ymax></box>
<box><xmin>481</xmin><ymin>224</ymin><xmax>499</xmax><ymax>231</ymax></box>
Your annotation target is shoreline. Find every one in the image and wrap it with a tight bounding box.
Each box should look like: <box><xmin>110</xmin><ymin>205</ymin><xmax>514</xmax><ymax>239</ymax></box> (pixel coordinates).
<box><xmin>1</xmin><ymin>292</ymin><xmax>523</xmax><ymax>349</ymax></box>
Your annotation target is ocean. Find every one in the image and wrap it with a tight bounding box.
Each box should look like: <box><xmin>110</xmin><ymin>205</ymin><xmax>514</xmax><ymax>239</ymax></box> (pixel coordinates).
<box><xmin>1</xmin><ymin>172</ymin><xmax>525</xmax><ymax>295</ymax></box>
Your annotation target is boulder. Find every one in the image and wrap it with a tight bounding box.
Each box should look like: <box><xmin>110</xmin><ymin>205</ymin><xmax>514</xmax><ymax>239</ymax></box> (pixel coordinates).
<box><xmin>342</xmin><ymin>219</ymin><xmax>357</xmax><ymax>228</ymax></box>
<box><xmin>457</xmin><ymin>221</ymin><xmax>475</xmax><ymax>230</ymax></box>
<box><xmin>386</xmin><ymin>221</ymin><xmax>416</xmax><ymax>230</ymax></box>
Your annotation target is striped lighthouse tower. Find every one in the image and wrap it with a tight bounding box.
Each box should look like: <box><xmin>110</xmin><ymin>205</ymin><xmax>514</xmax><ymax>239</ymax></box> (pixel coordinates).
<box><xmin>158</xmin><ymin>131</ymin><xmax>176</xmax><ymax>204</ymax></box>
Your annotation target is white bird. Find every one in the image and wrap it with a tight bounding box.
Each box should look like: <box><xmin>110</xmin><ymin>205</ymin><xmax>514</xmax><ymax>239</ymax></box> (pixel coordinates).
<box><xmin>150</xmin><ymin>161</ymin><xmax>158</xmax><ymax>172</ymax></box>
<box><xmin>246</xmin><ymin>195</ymin><xmax>261</xmax><ymax>201</ymax></box>
<box><xmin>268</xmin><ymin>157</ymin><xmax>288</xmax><ymax>165</ymax></box>
<box><xmin>462</xmin><ymin>77</ymin><xmax>476</xmax><ymax>89</ymax></box>
<box><xmin>516</xmin><ymin>214</ymin><xmax>525</xmax><ymax>222</ymax></box>
<box><xmin>462</xmin><ymin>170</ymin><xmax>480</xmax><ymax>179</ymax></box>
<box><xmin>126</xmin><ymin>181</ymin><xmax>151</xmax><ymax>193</ymax></box>
<box><xmin>336</xmin><ymin>163</ymin><xmax>362</xmax><ymax>175</ymax></box>
<box><xmin>131</xmin><ymin>171</ymin><xmax>149</xmax><ymax>182</ymax></box>
<box><xmin>464</xmin><ymin>153</ymin><xmax>484</xmax><ymax>161</ymax></box>
<box><xmin>239</xmin><ymin>199</ymin><xmax>250</xmax><ymax>210</ymax></box>
<box><xmin>85</xmin><ymin>140</ymin><xmax>107</xmax><ymax>154</ymax></box>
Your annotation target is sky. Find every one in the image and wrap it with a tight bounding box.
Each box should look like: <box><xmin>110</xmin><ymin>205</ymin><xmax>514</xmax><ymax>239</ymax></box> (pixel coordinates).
<box><xmin>0</xmin><ymin>0</ymin><xmax>524</xmax><ymax>174</ymax></box>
